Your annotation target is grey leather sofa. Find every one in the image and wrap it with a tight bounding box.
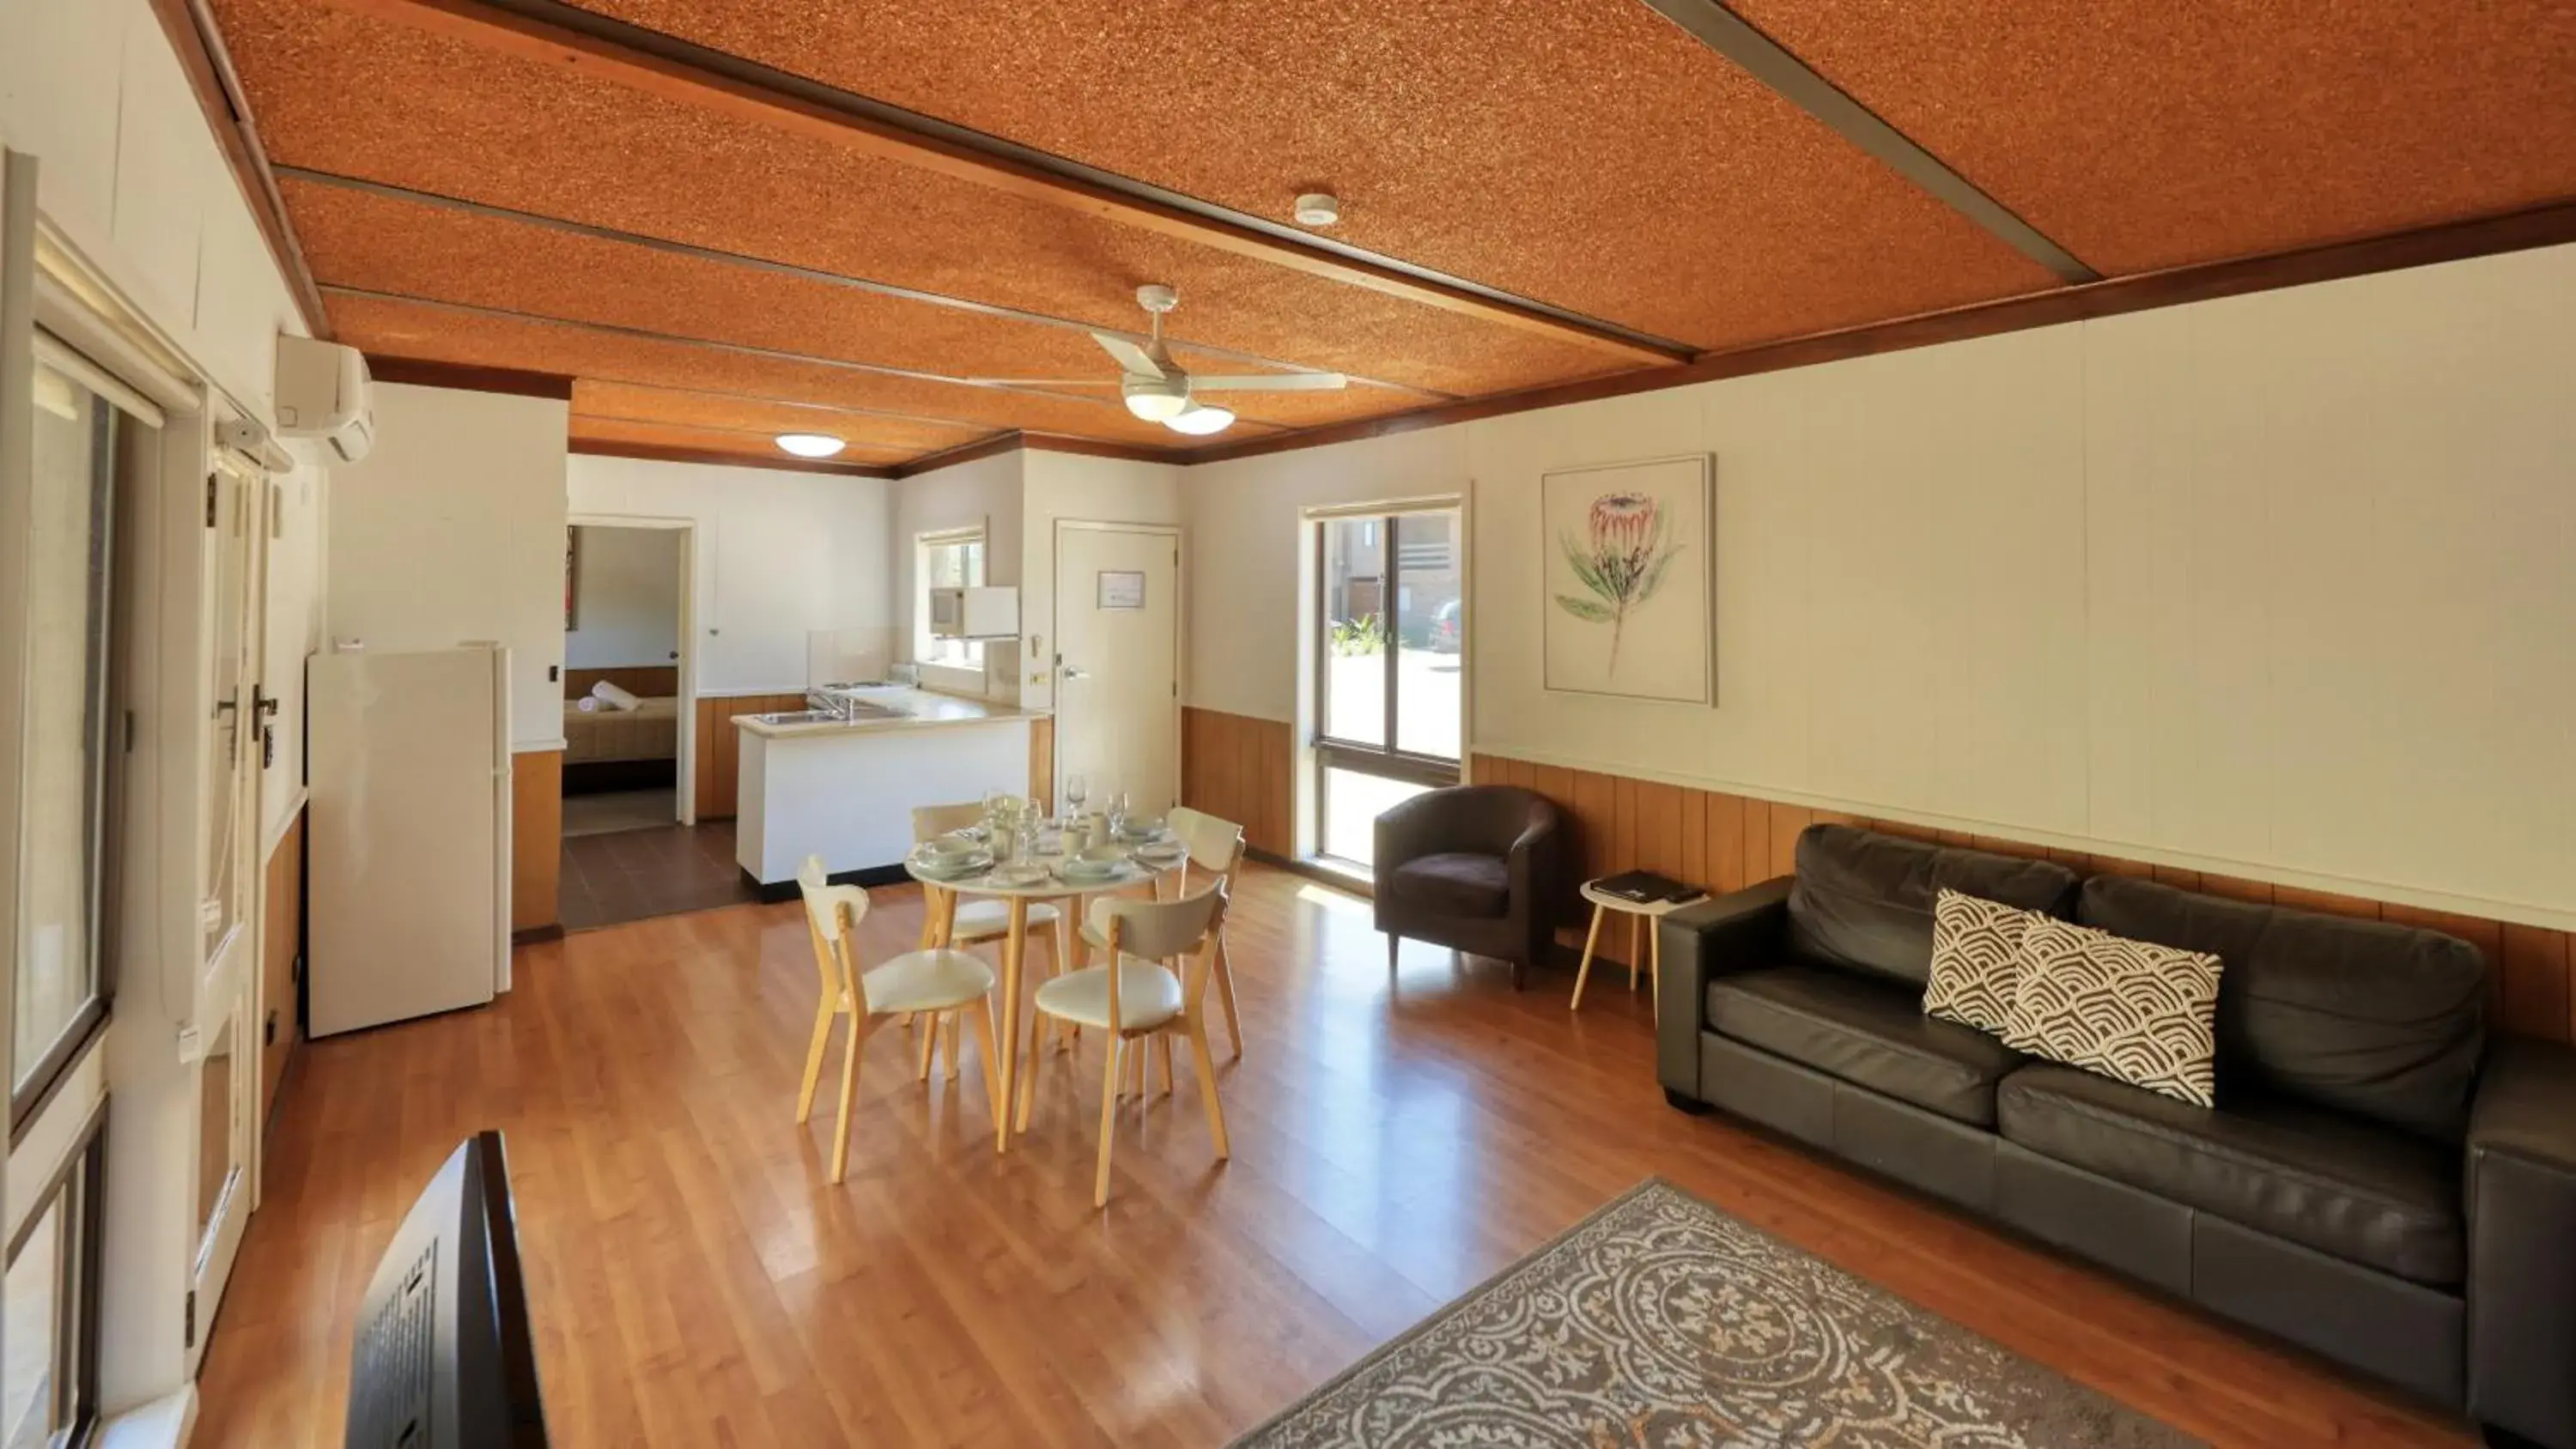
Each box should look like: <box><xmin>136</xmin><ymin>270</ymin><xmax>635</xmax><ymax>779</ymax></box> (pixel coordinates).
<box><xmin>1656</xmin><ymin>824</ymin><xmax>2576</xmax><ymax>1447</ymax></box>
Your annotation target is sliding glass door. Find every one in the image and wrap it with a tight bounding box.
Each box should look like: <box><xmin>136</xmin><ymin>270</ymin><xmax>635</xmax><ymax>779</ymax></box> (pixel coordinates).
<box><xmin>1312</xmin><ymin>507</ymin><xmax>1462</xmax><ymax>866</ymax></box>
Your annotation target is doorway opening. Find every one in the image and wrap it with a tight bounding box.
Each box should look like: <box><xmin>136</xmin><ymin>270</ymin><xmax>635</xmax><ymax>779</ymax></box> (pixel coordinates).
<box><xmin>1303</xmin><ymin>504</ymin><xmax>1465</xmax><ymax>871</ymax></box>
<box><xmin>1052</xmin><ymin>522</ymin><xmax>1182</xmax><ymax>819</ymax></box>
<box><xmin>561</xmin><ymin>520</ymin><xmax>689</xmax><ymax>839</ymax></box>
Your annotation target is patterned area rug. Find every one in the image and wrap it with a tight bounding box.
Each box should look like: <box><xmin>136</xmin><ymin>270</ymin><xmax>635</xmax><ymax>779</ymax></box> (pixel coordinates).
<box><xmin>1232</xmin><ymin>1179</ymin><xmax>2200</xmax><ymax>1448</ymax></box>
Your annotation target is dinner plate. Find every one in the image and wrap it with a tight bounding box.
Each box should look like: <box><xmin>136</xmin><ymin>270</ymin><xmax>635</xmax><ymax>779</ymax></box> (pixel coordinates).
<box><xmin>911</xmin><ymin>852</ymin><xmax>992</xmax><ymax>881</ymax></box>
<box><xmin>985</xmin><ymin>863</ymin><xmax>1049</xmax><ymax>888</ymax></box>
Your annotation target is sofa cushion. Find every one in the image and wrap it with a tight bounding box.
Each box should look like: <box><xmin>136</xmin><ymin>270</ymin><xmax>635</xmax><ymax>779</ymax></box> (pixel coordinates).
<box><xmin>1708</xmin><ymin>965</ymin><xmax>2023</xmax><ymax>1126</ymax></box>
<box><xmin>1786</xmin><ymin>826</ymin><xmax>2080</xmax><ymax>987</ymax></box>
<box><xmin>1923</xmin><ymin>888</ymin><xmax>2050</xmax><ymax>1036</ymax></box>
<box><xmin>1998</xmin><ymin>1064</ymin><xmax>2464</xmax><ymax>1286</ymax></box>
<box><xmin>2002</xmin><ymin>916</ymin><xmax>2223</xmax><ymax>1108</ymax></box>
<box><xmin>2077</xmin><ymin>876</ymin><xmax>2485</xmax><ymax>1141</ymax></box>
<box><xmin>1388</xmin><ymin>852</ymin><xmax>1509</xmax><ymax>918</ymax></box>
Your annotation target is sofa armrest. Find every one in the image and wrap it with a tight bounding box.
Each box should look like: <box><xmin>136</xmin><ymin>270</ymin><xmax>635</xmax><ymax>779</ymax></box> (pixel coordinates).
<box><xmin>1654</xmin><ymin>877</ymin><xmax>1791</xmax><ymax>1100</ymax></box>
<box><xmin>2466</xmin><ymin>1036</ymin><xmax>2576</xmax><ymax>1446</ymax></box>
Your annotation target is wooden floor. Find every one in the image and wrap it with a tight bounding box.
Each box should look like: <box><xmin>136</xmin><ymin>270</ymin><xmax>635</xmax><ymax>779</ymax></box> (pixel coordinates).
<box><xmin>556</xmin><ymin>816</ymin><xmax>759</xmax><ymax>931</ymax></box>
<box><xmin>197</xmin><ymin>864</ymin><xmax>2475</xmax><ymax>1446</ymax></box>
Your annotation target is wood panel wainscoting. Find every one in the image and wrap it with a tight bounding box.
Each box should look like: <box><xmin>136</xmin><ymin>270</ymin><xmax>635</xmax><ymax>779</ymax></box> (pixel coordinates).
<box><xmin>1468</xmin><ymin>753</ymin><xmax>2576</xmax><ymax>1044</ymax></box>
<box><xmin>511</xmin><ymin>749</ymin><xmax>564</xmax><ymax>937</ymax></box>
<box><xmin>1179</xmin><ymin>706</ymin><xmax>1293</xmax><ymax>857</ymax></box>
<box><xmin>259</xmin><ymin>811</ymin><xmax>306</xmax><ymax>1125</ymax></box>
<box><xmin>563</xmin><ymin>664</ymin><xmax>680</xmax><ymax>699</ymax></box>
<box><xmin>691</xmin><ymin>693</ymin><xmax>811</xmax><ymax>821</ymax></box>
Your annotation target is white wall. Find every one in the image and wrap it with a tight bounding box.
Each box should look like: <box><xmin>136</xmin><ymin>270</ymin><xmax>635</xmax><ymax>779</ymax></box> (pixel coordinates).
<box><xmin>327</xmin><ymin>384</ymin><xmax>568</xmax><ymax>749</ymax></box>
<box><xmin>1185</xmin><ymin>242</ymin><xmax>2576</xmax><ymax>931</ymax></box>
<box><xmin>565</xmin><ymin>523</ymin><xmax>682</xmax><ymax>670</ymax></box>
<box><xmin>894</xmin><ymin>448</ymin><xmax>1024</xmax><ymax>700</ymax></box>
<box><xmin>1018</xmin><ymin>450</ymin><xmax>1182</xmax><ymax>712</ymax></box>
<box><xmin>260</xmin><ymin>464</ymin><xmax>323</xmax><ymax>848</ymax></box>
<box><xmin>567</xmin><ymin>454</ymin><xmax>896</xmax><ymax>694</ymax></box>
<box><xmin>0</xmin><ymin>0</ymin><xmax>308</xmax><ymax>421</ymax></box>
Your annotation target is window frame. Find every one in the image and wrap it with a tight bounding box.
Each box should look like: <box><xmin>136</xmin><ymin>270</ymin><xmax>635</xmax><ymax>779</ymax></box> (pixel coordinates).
<box><xmin>3</xmin><ymin>1098</ymin><xmax>106</xmax><ymax>1449</ymax></box>
<box><xmin>10</xmin><ymin>353</ymin><xmax>124</xmax><ymax>1132</ymax></box>
<box><xmin>1310</xmin><ymin>508</ymin><xmax>1463</xmax><ymax>864</ymax></box>
<box><xmin>913</xmin><ymin>526</ymin><xmax>988</xmax><ymax>675</ymax></box>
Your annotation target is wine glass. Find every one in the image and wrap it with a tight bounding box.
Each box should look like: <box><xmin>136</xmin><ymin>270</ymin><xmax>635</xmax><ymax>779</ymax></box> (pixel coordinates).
<box><xmin>1065</xmin><ymin>773</ymin><xmax>1090</xmax><ymax>820</ymax></box>
<box><xmin>1107</xmin><ymin>789</ymin><xmax>1130</xmax><ymax>837</ymax></box>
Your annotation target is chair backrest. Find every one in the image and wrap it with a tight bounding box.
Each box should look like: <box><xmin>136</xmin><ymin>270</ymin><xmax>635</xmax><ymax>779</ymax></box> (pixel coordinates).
<box><xmin>1086</xmin><ymin>882</ymin><xmax>1230</xmax><ymax>1022</ymax></box>
<box><xmin>1168</xmin><ymin>805</ymin><xmax>1246</xmax><ymax>882</ymax></box>
<box><xmin>912</xmin><ymin>801</ymin><xmax>985</xmax><ymax>843</ymax></box>
<box><xmin>795</xmin><ymin>853</ymin><xmax>871</xmax><ymax>1008</ymax></box>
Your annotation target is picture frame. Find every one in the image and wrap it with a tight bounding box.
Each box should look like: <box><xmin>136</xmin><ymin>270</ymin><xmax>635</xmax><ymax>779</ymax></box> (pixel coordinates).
<box><xmin>1539</xmin><ymin>454</ymin><xmax>1713</xmax><ymax>705</ymax></box>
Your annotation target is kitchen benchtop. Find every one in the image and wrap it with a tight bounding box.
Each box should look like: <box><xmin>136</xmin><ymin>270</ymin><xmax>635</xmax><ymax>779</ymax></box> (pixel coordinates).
<box><xmin>732</xmin><ymin>687</ymin><xmax>1040</xmax><ymax>739</ymax></box>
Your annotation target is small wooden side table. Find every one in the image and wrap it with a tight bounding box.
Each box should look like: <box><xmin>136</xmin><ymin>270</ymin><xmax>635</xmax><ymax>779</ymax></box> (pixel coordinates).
<box><xmin>1570</xmin><ymin>878</ymin><xmax>1708</xmax><ymax>1017</ymax></box>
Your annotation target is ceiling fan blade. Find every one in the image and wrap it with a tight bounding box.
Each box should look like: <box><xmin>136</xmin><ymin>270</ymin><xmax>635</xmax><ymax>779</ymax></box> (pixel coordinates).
<box><xmin>1091</xmin><ymin>331</ymin><xmax>1166</xmax><ymax>379</ymax></box>
<box><xmin>959</xmin><ymin>378</ymin><xmax>1120</xmax><ymax>386</ymax></box>
<box><xmin>1187</xmin><ymin>373</ymin><xmax>1349</xmax><ymax>392</ymax></box>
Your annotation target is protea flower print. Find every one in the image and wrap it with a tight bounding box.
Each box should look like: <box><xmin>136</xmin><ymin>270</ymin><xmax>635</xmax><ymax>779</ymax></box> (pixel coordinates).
<box><xmin>1557</xmin><ymin>491</ymin><xmax>1681</xmax><ymax>673</ymax></box>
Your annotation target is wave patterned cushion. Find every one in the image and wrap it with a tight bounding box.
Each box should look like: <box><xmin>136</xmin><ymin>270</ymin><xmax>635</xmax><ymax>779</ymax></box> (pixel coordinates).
<box><xmin>2003</xmin><ymin>917</ymin><xmax>2224</xmax><ymax>1107</ymax></box>
<box><xmin>1922</xmin><ymin>888</ymin><xmax>2049</xmax><ymax>1036</ymax></box>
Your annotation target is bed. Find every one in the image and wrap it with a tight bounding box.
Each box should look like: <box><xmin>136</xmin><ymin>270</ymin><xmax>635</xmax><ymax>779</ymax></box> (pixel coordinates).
<box><xmin>562</xmin><ymin>667</ymin><xmax>681</xmax><ymax>793</ymax></box>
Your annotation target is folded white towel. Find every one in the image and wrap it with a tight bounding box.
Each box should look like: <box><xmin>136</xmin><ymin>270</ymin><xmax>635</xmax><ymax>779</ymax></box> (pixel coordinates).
<box><xmin>574</xmin><ymin>695</ymin><xmax>599</xmax><ymax>712</ymax></box>
<box><xmin>591</xmin><ymin>680</ymin><xmax>642</xmax><ymax>711</ymax></box>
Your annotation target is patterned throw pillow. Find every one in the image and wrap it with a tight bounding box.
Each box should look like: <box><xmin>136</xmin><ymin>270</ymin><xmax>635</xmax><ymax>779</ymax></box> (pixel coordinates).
<box><xmin>1923</xmin><ymin>889</ymin><xmax>2049</xmax><ymax>1036</ymax></box>
<box><xmin>2002</xmin><ymin>917</ymin><xmax>2224</xmax><ymax>1107</ymax></box>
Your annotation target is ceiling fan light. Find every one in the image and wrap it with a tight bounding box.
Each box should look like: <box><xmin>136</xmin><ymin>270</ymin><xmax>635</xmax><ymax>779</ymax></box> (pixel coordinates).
<box><xmin>1122</xmin><ymin>388</ymin><xmax>1188</xmax><ymax>422</ymax></box>
<box><xmin>1165</xmin><ymin>403</ymin><xmax>1235</xmax><ymax>436</ymax></box>
<box><xmin>775</xmin><ymin>432</ymin><xmax>846</xmax><ymax>458</ymax></box>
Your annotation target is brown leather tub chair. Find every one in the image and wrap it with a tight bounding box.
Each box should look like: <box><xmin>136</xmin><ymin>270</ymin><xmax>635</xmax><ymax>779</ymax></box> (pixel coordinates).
<box><xmin>1374</xmin><ymin>785</ymin><xmax>1564</xmax><ymax>989</ymax></box>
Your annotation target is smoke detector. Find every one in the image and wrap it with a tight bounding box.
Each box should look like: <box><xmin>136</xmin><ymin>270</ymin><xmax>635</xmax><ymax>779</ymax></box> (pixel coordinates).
<box><xmin>1292</xmin><ymin>192</ymin><xmax>1341</xmax><ymax>227</ymax></box>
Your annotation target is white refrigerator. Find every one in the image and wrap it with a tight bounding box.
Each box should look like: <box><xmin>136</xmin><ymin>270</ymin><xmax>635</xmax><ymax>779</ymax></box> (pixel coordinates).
<box><xmin>308</xmin><ymin>645</ymin><xmax>513</xmax><ymax>1036</ymax></box>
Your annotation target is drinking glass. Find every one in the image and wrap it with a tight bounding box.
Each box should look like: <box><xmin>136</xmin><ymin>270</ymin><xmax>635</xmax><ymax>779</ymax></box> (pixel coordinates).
<box><xmin>1107</xmin><ymin>790</ymin><xmax>1130</xmax><ymax>836</ymax></box>
<box><xmin>1066</xmin><ymin>773</ymin><xmax>1090</xmax><ymax>818</ymax></box>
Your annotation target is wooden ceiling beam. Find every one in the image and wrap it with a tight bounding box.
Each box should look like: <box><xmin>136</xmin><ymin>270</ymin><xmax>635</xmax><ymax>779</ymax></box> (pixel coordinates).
<box><xmin>568</xmin><ymin>437</ymin><xmax>899</xmax><ymax>479</ymax></box>
<box><xmin>1639</xmin><ymin>0</ymin><xmax>2100</xmax><ymax>285</ymax></box>
<box><xmin>366</xmin><ymin>354</ymin><xmax>571</xmax><ymax>398</ymax></box>
<box><xmin>307</xmin><ymin>0</ymin><xmax>1691</xmax><ymax>370</ymax></box>
<box><xmin>277</xmin><ymin>167</ymin><xmax>1440</xmax><ymax>397</ymax></box>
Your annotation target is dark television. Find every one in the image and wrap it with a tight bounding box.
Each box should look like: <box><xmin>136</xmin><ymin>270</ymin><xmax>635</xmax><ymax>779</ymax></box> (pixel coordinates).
<box><xmin>345</xmin><ymin>1131</ymin><xmax>549</xmax><ymax>1448</ymax></box>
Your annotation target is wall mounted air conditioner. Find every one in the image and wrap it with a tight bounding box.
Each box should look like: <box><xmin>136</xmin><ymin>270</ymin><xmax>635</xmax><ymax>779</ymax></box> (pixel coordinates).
<box><xmin>274</xmin><ymin>335</ymin><xmax>376</xmax><ymax>463</ymax></box>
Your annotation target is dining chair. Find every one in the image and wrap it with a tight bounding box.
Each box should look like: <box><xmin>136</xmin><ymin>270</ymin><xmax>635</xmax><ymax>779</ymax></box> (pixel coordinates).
<box><xmin>1165</xmin><ymin>805</ymin><xmax>1248</xmax><ymax>1058</ymax></box>
<box><xmin>911</xmin><ymin>801</ymin><xmax>1069</xmax><ymax>1073</ymax></box>
<box><xmin>794</xmin><ymin>856</ymin><xmax>1002</xmax><ymax>1182</ymax></box>
<box><xmin>1017</xmin><ymin>884</ymin><xmax>1231</xmax><ymax>1208</ymax></box>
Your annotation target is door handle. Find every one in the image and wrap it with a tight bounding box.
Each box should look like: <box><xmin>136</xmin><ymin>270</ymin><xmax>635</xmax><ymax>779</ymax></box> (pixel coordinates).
<box><xmin>1061</xmin><ymin>665</ymin><xmax>1091</xmax><ymax>681</ymax></box>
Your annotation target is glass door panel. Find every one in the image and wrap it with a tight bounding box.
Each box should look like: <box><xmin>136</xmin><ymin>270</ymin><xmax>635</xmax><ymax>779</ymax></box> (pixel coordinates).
<box><xmin>1391</xmin><ymin>512</ymin><xmax>1462</xmax><ymax>761</ymax></box>
<box><xmin>1317</xmin><ymin>517</ymin><xmax>1386</xmax><ymax>747</ymax></box>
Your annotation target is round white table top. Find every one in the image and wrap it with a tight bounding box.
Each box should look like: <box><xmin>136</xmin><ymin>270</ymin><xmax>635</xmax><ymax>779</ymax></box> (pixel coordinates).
<box><xmin>1579</xmin><ymin>878</ymin><xmax>1708</xmax><ymax>917</ymax></box>
<box><xmin>905</xmin><ymin>828</ymin><xmax>1188</xmax><ymax>899</ymax></box>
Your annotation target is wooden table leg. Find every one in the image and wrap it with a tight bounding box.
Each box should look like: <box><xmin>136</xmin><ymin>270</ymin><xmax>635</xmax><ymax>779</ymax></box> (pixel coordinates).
<box><xmin>1571</xmin><ymin>904</ymin><xmax>1607</xmax><ymax>1011</ymax></box>
<box><xmin>1649</xmin><ymin>914</ymin><xmax>1662</xmax><ymax>1024</ymax></box>
<box><xmin>995</xmin><ymin>896</ymin><xmax>1029</xmax><ymax>1151</ymax></box>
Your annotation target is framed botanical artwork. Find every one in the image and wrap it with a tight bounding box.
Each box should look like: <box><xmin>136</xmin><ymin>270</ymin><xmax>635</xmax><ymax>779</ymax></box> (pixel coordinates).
<box><xmin>1540</xmin><ymin>454</ymin><xmax>1712</xmax><ymax>704</ymax></box>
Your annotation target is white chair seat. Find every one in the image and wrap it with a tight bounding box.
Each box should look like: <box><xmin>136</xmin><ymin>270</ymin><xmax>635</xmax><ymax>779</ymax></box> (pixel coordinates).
<box><xmin>1032</xmin><ymin>961</ymin><xmax>1183</xmax><ymax>1032</ymax></box>
<box><xmin>950</xmin><ymin>898</ymin><xmax>1060</xmax><ymax>941</ymax></box>
<box><xmin>860</xmin><ymin>949</ymin><xmax>995</xmax><ymax>1015</ymax></box>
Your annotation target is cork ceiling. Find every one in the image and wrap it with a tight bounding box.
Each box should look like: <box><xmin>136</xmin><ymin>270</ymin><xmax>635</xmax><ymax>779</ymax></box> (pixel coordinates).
<box><xmin>200</xmin><ymin>0</ymin><xmax>2576</xmax><ymax>473</ymax></box>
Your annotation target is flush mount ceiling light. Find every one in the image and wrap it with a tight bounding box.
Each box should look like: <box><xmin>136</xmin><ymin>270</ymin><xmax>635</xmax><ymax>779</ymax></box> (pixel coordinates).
<box><xmin>775</xmin><ymin>433</ymin><xmax>847</xmax><ymax>458</ymax></box>
<box><xmin>1293</xmin><ymin>192</ymin><xmax>1341</xmax><ymax>227</ymax></box>
<box><xmin>1164</xmin><ymin>402</ymin><xmax>1236</xmax><ymax>436</ymax></box>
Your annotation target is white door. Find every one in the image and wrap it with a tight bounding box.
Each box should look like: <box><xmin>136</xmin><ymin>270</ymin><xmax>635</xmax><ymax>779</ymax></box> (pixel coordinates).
<box><xmin>1054</xmin><ymin>524</ymin><xmax>1180</xmax><ymax>817</ymax></box>
<box><xmin>190</xmin><ymin>446</ymin><xmax>265</xmax><ymax>1365</ymax></box>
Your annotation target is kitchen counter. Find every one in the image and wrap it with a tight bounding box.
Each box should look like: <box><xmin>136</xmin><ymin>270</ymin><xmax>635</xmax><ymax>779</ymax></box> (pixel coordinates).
<box><xmin>732</xmin><ymin>687</ymin><xmax>1038</xmax><ymax>739</ymax></box>
<box><xmin>732</xmin><ymin>688</ymin><xmax>1036</xmax><ymax>888</ymax></box>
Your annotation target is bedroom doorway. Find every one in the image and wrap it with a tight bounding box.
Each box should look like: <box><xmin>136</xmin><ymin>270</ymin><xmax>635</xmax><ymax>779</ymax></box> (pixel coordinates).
<box><xmin>562</xmin><ymin>519</ymin><xmax>690</xmax><ymax>838</ymax></box>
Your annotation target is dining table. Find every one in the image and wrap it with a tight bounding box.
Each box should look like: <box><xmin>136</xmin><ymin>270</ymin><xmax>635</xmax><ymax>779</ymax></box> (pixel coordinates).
<box><xmin>905</xmin><ymin>823</ymin><xmax>1188</xmax><ymax>1150</ymax></box>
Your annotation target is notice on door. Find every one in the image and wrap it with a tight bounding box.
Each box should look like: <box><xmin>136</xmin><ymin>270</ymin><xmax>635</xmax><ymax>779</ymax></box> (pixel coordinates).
<box><xmin>1097</xmin><ymin>570</ymin><xmax>1146</xmax><ymax>609</ymax></box>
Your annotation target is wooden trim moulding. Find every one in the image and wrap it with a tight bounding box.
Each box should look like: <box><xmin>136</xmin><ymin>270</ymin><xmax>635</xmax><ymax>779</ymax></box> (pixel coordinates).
<box><xmin>368</xmin><ymin>354</ymin><xmax>574</xmax><ymax>399</ymax></box>
<box><xmin>569</xmin><ymin>437</ymin><xmax>897</xmax><ymax>478</ymax></box>
<box><xmin>148</xmin><ymin>0</ymin><xmax>331</xmax><ymax>335</ymax></box>
<box><xmin>1186</xmin><ymin>197</ymin><xmax>2576</xmax><ymax>465</ymax></box>
<box><xmin>312</xmin><ymin>0</ymin><xmax>1688</xmax><ymax>369</ymax></box>
<box><xmin>890</xmin><ymin>430</ymin><xmax>1186</xmax><ymax>478</ymax></box>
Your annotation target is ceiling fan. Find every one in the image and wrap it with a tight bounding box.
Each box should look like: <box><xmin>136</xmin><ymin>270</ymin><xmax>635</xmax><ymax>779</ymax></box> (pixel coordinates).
<box><xmin>985</xmin><ymin>284</ymin><xmax>1347</xmax><ymax>436</ymax></box>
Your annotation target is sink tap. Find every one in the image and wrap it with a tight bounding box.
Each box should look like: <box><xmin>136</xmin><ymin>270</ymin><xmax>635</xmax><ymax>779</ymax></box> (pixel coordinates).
<box><xmin>805</xmin><ymin>688</ymin><xmax>854</xmax><ymax>720</ymax></box>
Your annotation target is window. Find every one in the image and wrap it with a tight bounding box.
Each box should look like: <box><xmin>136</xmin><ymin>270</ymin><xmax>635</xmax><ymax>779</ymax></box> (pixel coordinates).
<box><xmin>914</xmin><ymin>528</ymin><xmax>987</xmax><ymax>673</ymax></box>
<box><xmin>3</xmin><ymin>1121</ymin><xmax>103</xmax><ymax>1448</ymax></box>
<box><xmin>1312</xmin><ymin>507</ymin><xmax>1463</xmax><ymax>867</ymax></box>
<box><xmin>13</xmin><ymin>355</ymin><xmax>118</xmax><ymax>1116</ymax></box>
